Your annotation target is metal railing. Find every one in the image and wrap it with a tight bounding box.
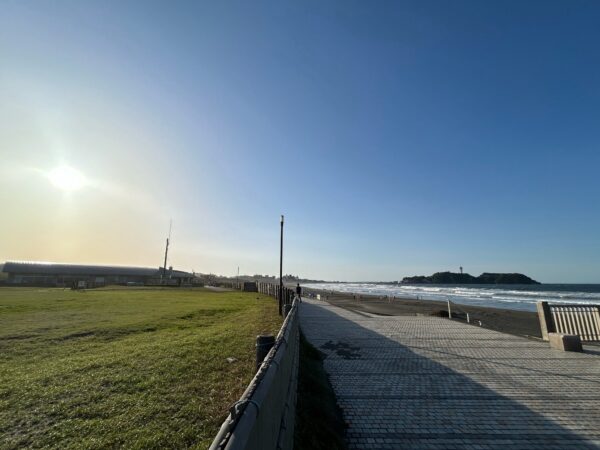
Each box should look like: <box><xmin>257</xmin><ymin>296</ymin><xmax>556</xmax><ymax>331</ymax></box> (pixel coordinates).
<box><xmin>537</xmin><ymin>301</ymin><xmax>600</xmax><ymax>342</ymax></box>
<box><xmin>209</xmin><ymin>286</ymin><xmax>299</xmax><ymax>450</ymax></box>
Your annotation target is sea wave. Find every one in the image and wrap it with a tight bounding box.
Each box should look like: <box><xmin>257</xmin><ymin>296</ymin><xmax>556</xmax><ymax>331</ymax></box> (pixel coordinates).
<box><xmin>303</xmin><ymin>282</ymin><xmax>600</xmax><ymax>312</ymax></box>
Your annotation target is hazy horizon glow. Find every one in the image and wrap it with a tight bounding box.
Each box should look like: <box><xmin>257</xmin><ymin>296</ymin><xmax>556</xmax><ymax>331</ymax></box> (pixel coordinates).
<box><xmin>47</xmin><ymin>165</ymin><xmax>87</xmax><ymax>191</ymax></box>
<box><xmin>1</xmin><ymin>1</ymin><xmax>600</xmax><ymax>283</ymax></box>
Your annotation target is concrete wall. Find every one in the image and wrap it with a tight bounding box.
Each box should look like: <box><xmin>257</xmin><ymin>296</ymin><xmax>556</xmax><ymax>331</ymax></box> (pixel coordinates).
<box><xmin>210</xmin><ymin>286</ymin><xmax>299</xmax><ymax>450</ymax></box>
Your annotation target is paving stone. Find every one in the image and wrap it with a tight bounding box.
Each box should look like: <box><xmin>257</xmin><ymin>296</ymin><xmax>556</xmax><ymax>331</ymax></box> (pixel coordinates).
<box><xmin>300</xmin><ymin>299</ymin><xmax>600</xmax><ymax>449</ymax></box>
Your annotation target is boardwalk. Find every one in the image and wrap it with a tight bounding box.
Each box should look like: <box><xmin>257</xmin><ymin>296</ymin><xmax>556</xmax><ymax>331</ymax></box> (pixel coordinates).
<box><xmin>299</xmin><ymin>298</ymin><xmax>600</xmax><ymax>450</ymax></box>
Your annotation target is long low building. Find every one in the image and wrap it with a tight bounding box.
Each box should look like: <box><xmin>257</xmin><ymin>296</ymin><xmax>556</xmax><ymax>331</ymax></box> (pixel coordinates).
<box><xmin>2</xmin><ymin>261</ymin><xmax>195</xmax><ymax>287</ymax></box>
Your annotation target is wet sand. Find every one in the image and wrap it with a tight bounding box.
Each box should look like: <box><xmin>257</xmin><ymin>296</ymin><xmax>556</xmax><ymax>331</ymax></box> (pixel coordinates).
<box><xmin>303</xmin><ymin>288</ymin><xmax>542</xmax><ymax>338</ymax></box>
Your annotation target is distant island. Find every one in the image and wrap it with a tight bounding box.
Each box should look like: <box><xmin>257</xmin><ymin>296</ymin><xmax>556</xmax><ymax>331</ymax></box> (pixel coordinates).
<box><xmin>401</xmin><ymin>271</ymin><xmax>540</xmax><ymax>285</ymax></box>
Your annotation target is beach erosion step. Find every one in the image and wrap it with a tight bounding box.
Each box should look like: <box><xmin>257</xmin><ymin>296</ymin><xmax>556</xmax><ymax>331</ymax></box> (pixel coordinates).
<box><xmin>299</xmin><ymin>298</ymin><xmax>600</xmax><ymax>450</ymax></box>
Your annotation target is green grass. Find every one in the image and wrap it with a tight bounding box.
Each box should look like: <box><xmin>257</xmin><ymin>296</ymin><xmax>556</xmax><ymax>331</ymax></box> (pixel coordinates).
<box><xmin>294</xmin><ymin>332</ymin><xmax>347</xmax><ymax>450</ymax></box>
<box><xmin>0</xmin><ymin>287</ymin><xmax>281</xmax><ymax>449</ymax></box>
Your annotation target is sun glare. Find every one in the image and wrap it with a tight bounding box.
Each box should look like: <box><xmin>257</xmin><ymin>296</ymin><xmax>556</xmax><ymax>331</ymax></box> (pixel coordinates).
<box><xmin>47</xmin><ymin>165</ymin><xmax>87</xmax><ymax>191</ymax></box>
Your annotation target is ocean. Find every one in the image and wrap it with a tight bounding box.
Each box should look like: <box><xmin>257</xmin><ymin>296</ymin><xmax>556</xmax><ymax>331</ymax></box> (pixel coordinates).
<box><xmin>303</xmin><ymin>282</ymin><xmax>600</xmax><ymax>312</ymax></box>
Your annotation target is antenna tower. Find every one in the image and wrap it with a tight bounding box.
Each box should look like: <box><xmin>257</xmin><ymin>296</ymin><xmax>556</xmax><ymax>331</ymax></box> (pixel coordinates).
<box><xmin>162</xmin><ymin>220</ymin><xmax>172</xmax><ymax>283</ymax></box>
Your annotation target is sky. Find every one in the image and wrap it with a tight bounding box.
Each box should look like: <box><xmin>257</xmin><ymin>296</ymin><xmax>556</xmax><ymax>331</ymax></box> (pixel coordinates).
<box><xmin>1</xmin><ymin>1</ymin><xmax>600</xmax><ymax>283</ymax></box>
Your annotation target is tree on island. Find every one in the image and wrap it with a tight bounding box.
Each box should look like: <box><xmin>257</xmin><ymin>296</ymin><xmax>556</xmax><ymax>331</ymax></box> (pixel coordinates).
<box><xmin>401</xmin><ymin>271</ymin><xmax>540</xmax><ymax>285</ymax></box>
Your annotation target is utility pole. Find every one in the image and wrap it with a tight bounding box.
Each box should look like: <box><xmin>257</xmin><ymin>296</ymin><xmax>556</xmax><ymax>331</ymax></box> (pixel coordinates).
<box><xmin>460</xmin><ymin>266</ymin><xmax>463</xmax><ymax>275</ymax></box>
<box><xmin>279</xmin><ymin>215</ymin><xmax>284</xmax><ymax>316</ymax></box>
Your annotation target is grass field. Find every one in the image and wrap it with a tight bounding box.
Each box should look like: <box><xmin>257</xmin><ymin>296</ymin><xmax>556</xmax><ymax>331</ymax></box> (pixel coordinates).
<box><xmin>0</xmin><ymin>287</ymin><xmax>282</xmax><ymax>449</ymax></box>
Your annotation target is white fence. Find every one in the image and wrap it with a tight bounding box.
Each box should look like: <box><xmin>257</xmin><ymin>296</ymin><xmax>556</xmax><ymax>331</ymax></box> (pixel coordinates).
<box><xmin>537</xmin><ymin>301</ymin><xmax>600</xmax><ymax>342</ymax></box>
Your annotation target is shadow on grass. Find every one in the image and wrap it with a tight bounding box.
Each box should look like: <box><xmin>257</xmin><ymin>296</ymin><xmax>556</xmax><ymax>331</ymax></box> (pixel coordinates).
<box><xmin>294</xmin><ymin>331</ymin><xmax>347</xmax><ymax>450</ymax></box>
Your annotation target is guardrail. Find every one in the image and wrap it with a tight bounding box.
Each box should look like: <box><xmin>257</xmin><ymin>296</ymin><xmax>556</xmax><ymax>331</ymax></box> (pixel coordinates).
<box><xmin>209</xmin><ymin>286</ymin><xmax>299</xmax><ymax>450</ymax></box>
<box><xmin>537</xmin><ymin>301</ymin><xmax>600</xmax><ymax>342</ymax></box>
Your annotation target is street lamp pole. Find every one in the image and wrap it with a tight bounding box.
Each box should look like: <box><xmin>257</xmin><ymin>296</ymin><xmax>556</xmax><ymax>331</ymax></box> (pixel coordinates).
<box><xmin>279</xmin><ymin>214</ymin><xmax>284</xmax><ymax>316</ymax></box>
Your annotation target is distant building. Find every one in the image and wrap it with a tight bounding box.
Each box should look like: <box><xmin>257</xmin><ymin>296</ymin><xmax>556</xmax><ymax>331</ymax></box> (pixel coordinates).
<box><xmin>2</xmin><ymin>261</ymin><xmax>194</xmax><ymax>287</ymax></box>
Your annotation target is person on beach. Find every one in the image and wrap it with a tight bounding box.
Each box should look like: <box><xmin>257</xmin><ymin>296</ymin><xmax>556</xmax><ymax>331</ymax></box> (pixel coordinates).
<box><xmin>295</xmin><ymin>283</ymin><xmax>302</xmax><ymax>299</ymax></box>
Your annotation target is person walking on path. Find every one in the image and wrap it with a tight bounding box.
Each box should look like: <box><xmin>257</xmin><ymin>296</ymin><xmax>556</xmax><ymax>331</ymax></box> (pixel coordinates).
<box><xmin>295</xmin><ymin>283</ymin><xmax>302</xmax><ymax>300</ymax></box>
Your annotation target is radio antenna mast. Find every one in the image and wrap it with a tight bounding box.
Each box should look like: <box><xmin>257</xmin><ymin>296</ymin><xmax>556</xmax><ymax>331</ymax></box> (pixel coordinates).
<box><xmin>162</xmin><ymin>220</ymin><xmax>172</xmax><ymax>283</ymax></box>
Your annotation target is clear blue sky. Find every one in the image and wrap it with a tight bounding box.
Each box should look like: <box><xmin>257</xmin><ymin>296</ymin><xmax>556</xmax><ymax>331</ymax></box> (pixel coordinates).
<box><xmin>1</xmin><ymin>1</ymin><xmax>599</xmax><ymax>282</ymax></box>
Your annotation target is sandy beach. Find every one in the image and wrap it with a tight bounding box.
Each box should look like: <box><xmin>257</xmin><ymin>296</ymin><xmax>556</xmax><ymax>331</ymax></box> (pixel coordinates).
<box><xmin>303</xmin><ymin>287</ymin><xmax>543</xmax><ymax>339</ymax></box>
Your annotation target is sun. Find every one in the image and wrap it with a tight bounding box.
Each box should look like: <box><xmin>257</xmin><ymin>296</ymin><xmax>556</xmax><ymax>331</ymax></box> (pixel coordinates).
<box><xmin>47</xmin><ymin>165</ymin><xmax>87</xmax><ymax>191</ymax></box>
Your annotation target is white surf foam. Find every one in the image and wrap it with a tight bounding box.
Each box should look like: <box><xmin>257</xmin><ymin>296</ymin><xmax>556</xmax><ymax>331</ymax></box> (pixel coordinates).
<box><xmin>303</xmin><ymin>283</ymin><xmax>600</xmax><ymax>312</ymax></box>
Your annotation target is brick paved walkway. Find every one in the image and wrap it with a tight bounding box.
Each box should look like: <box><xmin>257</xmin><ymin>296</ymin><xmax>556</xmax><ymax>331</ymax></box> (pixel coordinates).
<box><xmin>299</xmin><ymin>298</ymin><xmax>600</xmax><ymax>449</ymax></box>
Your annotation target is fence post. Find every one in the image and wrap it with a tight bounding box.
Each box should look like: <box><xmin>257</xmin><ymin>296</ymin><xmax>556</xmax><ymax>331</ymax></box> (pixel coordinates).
<box><xmin>447</xmin><ymin>300</ymin><xmax>452</xmax><ymax>319</ymax></box>
<box><xmin>256</xmin><ymin>335</ymin><xmax>275</xmax><ymax>371</ymax></box>
<box><xmin>537</xmin><ymin>301</ymin><xmax>554</xmax><ymax>341</ymax></box>
<box><xmin>284</xmin><ymin>304</ymin><xmax>292</xmax><ymax>317</ymax></box>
